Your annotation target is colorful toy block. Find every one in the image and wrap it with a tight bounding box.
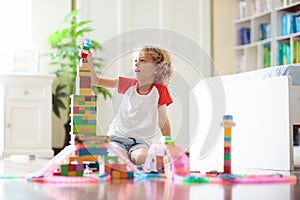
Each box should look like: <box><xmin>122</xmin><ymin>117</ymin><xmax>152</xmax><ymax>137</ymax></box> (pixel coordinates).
<box><xmin>160</xmin><ymin>136</ymin><xmax>174</xmax><ymax>146</ymax></box>
<box><xmin>68</xmin><ymin>155</ymin><xmax>98</xmax><ymax>164</ymax></box>
<box><xmin>60</xmin><ymin>163</ymin><xmax>85</xmax><ymax>177</ymax></box>
<box><xmin>80</xmin><ymin>39</ymin><xmax>92</xmax><ymax>60</ymax></box>
<box><xmin>221</xmin><ymin>115</ymin><xmax>235</xmax><ymax>174</ymax></box>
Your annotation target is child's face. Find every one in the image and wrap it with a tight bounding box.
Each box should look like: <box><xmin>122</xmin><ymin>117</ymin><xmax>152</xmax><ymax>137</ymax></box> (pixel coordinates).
<box><xmin>134</xmin><ymin>52</ymin><xmax>156</xmax><ymax>84</ymax></box>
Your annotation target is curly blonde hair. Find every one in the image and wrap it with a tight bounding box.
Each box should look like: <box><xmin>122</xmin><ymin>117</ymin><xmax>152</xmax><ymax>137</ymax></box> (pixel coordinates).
<box><xmin>138</xmin><ymin>46</ymin><xmax>173</xmax><ymax>85</ymax></box>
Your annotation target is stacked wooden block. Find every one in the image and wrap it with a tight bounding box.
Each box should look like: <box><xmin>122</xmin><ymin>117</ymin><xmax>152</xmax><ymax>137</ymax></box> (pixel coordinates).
<box><xmin>221</xmin><ymin>115</ymin><xmax>235</xmax><ymax>174</ymax></box>
<box><xmin>160</xmin><ymin>136</ymin><xmax>174</xmax><ymax>146</ymax></box>
<box><xmin>100</xmin><ymin>155</ymin><xmax>134</xmax><ymax>179</ymax></box>
<box><xmin>60</xmin><ymin>163</ymin><xmax>84</xmax><ymax>177</ymax></box>
<box><xmin>67</xmin><ymin>38</ymin><xmax>105</xmax><ymax>175</ymax></box>
<box><xmin>71</xmin><ymin>95</ymin><xmax>97</xmax><ymax>135</ymax></box>
<box><xmin>76</xmin><ymin>66</ymin><xmax>92</xmax><ymax>95</ymax></box>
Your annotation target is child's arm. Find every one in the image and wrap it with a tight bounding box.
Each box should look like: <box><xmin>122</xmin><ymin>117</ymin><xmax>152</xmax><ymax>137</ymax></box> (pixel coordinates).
<box><xmin>87</xmin><ymin>53</ymin><xmax>119</xmax><ymax>88</ymax></box>
<box><xmin>158</xmin><ymin>105</ymin><xmax>171</xmax><ymax>137</ymax></box>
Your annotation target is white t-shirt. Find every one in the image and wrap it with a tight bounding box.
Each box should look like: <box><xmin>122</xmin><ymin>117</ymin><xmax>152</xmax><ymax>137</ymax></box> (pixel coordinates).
<box><xmin>107</xmin><ymin>77</ymin><xmax>173</xmax><ymax>145</ymax></box>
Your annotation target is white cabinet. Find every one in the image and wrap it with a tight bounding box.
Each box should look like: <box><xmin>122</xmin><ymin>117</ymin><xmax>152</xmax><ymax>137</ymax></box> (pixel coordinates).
<box><xmin>0</xmin><ymin>75</ymin><xmax>54</xmax><ymax>158</ymax></box>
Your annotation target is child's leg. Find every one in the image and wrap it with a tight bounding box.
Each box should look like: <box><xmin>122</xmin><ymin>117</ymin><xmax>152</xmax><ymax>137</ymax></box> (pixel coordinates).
<box><xmin>108</xmin><ymin>141</ymin><xmax>128</xmax><ymax>163</ymax></box>
<box><xmin>130</xmin><ymin>147</ymin><xmax>149</xmax><ymax>165</ymax></box>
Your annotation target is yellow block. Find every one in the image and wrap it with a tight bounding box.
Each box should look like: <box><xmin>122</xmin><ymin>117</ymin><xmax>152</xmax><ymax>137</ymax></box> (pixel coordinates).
<box><xmin>88</xmin><ymin>115</ymin><xmax>97</xmax><ymax>120</ymax></box>
<box><xmin>224</xmin><ymin>128</ymin><xmax>232</xmax><ymax>137</ymax></box>
<box><xmin>80</xmin><ymin>88</ymin><xmax>91</xmax><ymax>95</ymax></box>
<box><xmin>79</xmin><ymin>72</ymin><xmax>91</xmax><ymax>76</ymax></box>
<box><xmin>68</xmin><ymin>171</ymin><xmax>77</xmax><ymax>176</ymax></box>
<box><xmin>79</xmin><ymin>66</ymin><xmax>91</xmax><ymax>70</ymax></box>
<box><xmin>112</xmin><ymin>171</ymin><xmax>121</xmax><ymax>179</ymax></box>
<box><xmin>86</xmin><ymin>101</ymin><xmax>97</xmax><ymax>106</ymax></box>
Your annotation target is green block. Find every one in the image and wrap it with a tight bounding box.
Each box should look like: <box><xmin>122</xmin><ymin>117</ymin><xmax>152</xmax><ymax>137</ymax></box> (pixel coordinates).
<box><xmin>102</xmin><ymin>156</ymin><xmax>118</xmax><ymax>164</ymax></box>
<box><xmin>76</xmin><ymin>171</ymin><xmax>84</xmax><ymax>176</ymax></box>
<box><xmin>90</xmin><ymin>144</ymin><xmax>97</xmax><ymax>148</ymax></box>
<box><xmin>224</xmin><ymin>155</ymin><xmax>231</xmax><ymax>160</ymax></box>
<box><xmin>73</xmin><ymin>124</ymin><xmax>96</xmax><ymax>133</ymax></box>
<box><xmin>60</xmin><ymin>164</ymin><xmax>69</xmax><ymax>176</ymax></box>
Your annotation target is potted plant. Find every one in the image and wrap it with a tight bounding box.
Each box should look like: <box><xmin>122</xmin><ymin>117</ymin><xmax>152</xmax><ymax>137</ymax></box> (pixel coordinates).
<box><xmin>45</xmin><ymin>9</ymin><xmax>111</xmax><ymax>148</ymax></box>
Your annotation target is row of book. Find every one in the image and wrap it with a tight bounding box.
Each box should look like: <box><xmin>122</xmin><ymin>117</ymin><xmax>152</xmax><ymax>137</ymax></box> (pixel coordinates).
<box><xmin>238</xmin><ymin>22</ymin><xmax>272</xmax><ymax>45</ymax></box>
<box><xmin>237</xmin><ymin>28</ymin><xmax>251</xmax><ymax>45</ymax></box>
<box><xmin>238</xmin><ymin>0</ymin><xmax>272</xmax><ymax>19</ymax></box>
<box><xmin>237</xmin><ymin>40</ymin><xmax>299</xmax><ymax>70</ymax></box>
<box><xmin>262</xmin><ymin>44</ymin><xmax>271</xmax><ymax>68</ymax></box>
<box><xmin>292</xmin><ymin>40</ymin><xmax>300</xmax><ymax>64</ymax></box>
<box><xmin>282</xmin><ymin>13</ymin><xmax>300</xmax><ymax>36</ymax></box>
<box><xmin>259</xmin><ymin>23</ymin><xmax>271</xmax><ymax>41</ymax></box>
<box><xmin>277</xmin><ymin>40</ymin><xmax>300</xmax><ymax>65</ymax></box>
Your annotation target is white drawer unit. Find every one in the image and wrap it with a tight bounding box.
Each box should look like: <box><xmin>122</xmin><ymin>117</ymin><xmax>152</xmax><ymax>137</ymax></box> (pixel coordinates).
<box><xmin>0</xmin><ymin>75</ymin><xmax>54</xmax><ymax>158</ymax></box>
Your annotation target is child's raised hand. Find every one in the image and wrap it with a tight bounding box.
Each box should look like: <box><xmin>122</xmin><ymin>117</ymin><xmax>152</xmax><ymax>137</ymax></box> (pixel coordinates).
<box><xmin>86</xmin><ymin>52</ymin><xmax>93</xmax><ymax>67</ymax></box>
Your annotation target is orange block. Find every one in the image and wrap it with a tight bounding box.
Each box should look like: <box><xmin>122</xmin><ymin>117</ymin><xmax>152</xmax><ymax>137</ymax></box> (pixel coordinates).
<box><xmin>68</xmin><ymin>155</ymin><xmax>98</xmax><ymax>164</ymax></box>
<box><xmin>120</xmin><ymin>171</ymin><xmax>128</xmax><ymax>179</ymax></box>
<box><xmin>105</xmin><ymin>164</ymin><xmax>112</xmax><ymax>172</ymax></box>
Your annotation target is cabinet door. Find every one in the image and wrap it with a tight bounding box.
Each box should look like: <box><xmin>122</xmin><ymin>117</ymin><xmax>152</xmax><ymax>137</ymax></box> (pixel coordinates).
<box><xmin>5</xmin><ymin>102</ymin><xmax>46</xmax><ymax>149</ymax></box>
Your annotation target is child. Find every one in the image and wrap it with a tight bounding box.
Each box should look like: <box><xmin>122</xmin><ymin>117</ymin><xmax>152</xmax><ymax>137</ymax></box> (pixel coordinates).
<box><xmin>89</xmin><ymin>46</ymin><xmax>173</xmax><ymax>165</ymax></box>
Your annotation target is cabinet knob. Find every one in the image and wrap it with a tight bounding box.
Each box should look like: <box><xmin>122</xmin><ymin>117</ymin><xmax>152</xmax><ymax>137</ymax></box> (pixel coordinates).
<box><xmin>6</xmin><ymin>124</ymin><xmax>11</xmax><ymax>128</ymax></box>
<box><xmin>24</xmin><ymin>90</ymin><xmax>29</xmax><ymax>95</ymax></box>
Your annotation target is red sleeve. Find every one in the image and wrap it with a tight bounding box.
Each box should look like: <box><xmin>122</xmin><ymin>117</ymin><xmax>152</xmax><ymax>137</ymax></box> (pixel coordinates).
<box><xmin>118</xmin><ymin>76</ymin><xmax>137</xmax><ymax>94</ymax></box>
<box><xmin>154</xmin><ymin>84</ymin><xmax>173</xmax><ymax>106</ymax></box>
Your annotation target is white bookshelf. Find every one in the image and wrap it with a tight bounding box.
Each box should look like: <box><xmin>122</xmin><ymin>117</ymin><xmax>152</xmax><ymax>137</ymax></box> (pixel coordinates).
<box><xmin>234</xmin><ymin>0</ymin><xmax>300</xmax><ymax>72</ymax></box>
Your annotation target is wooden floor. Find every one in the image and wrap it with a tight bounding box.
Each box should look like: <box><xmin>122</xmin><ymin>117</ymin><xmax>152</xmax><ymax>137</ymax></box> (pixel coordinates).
<box><xmin>0</xmin><ymin>156</ymin><xmax>300</xmax><ymax>200</ymax></box>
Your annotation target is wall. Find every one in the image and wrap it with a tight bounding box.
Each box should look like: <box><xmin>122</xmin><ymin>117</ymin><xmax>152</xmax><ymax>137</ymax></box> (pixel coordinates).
<box><xmin>31</xmin><ymin>0</ymin><xmax>71</xmax><ymax>148</ymax></box>
<box><xmin>212</xmin><ymin>0</ymin><xmax>234</xmax><ymax>75</ymax></box>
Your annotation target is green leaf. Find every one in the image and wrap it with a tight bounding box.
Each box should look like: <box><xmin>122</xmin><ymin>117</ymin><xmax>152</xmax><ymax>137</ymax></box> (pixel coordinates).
<box><xmin>56</xmin><ymin>99</ymin><xmax>67</xmax><ymax>109</ymax></box>
<box><xmin>56</xmin><ymin>84</ymin><xmax>67</xmax><ymax>93</ymax></box>
<box><xmin>53</xmin><ymin>105</ymin><xmax>61</xmax><ymax>118</ymax></box>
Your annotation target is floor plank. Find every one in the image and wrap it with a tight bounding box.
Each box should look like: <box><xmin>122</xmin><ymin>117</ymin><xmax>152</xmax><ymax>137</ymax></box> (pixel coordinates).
<box><xmin>0</xmin><ymin>157</ymin><xmax>299</xmax><ymax>200</ymax></box>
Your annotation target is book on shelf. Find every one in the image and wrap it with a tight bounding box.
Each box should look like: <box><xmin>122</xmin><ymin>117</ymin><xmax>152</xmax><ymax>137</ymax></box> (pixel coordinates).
<box><xmin>263</xmin><ymin>0</ymin><xmax>272</xmax><ymax>12</ymax></box>
<box><xmin>259</xmin><ymin>23</ymin><xmax>271</xmax><ymax>41</ymax></box>
<box><xmin>238</xmin><ymin>27</ymin><xmax>251</xmax><ymax>45</ymax></box>
<box><xmin>235</xmin><ymin>54</ymin><xmax>247</xmax><ymax>73</ymax></box>
<box><xmin>263</xmin><ymin>43</ymin><xmax>271</xmax><ymax>68</ymax></box>
<box><xmin>292</xmin><ymin>40</ymin><xmax>300</xmax><ymax>64</ymax></box>
<box><xmin>251</xmin><ymin>0</ymin><xmax>260</xmax><ymax>15</ymax></box>
<box><xmin>283</xmin><ymin>43</ymin><xmax>291</xmax><ymax>65</ymax></box>
<box><xmin>239</xmin><ymin>0</ymin><xmax>247</xmax><ymax>19</ymax></box>
<box><xmin>277</xmin><ymin>42</ymin><xmax>291</xmax><ymax>65</ymax></box>
<box><xmin>281</xmin><ymin>0</ymin><xmax>293</xmax><ymax>7</ymax></box>
<box><xmin>282</xmin><ymin>13</ymin><xmax>300</xmax><ymax>36</ymax></box>
<box><xmin>296</xmin><ymin>15</ymin><xmax>300</xmax><ymax>33</ymax></box>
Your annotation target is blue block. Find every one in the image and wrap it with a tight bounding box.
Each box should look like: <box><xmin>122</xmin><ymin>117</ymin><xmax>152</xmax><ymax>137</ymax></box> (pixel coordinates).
<box><xmin>127</xmin><ymin>171</ymin><xmax>134</xmax><ymax>179</ymax></box>
<box><xmin>77</xmin><ymin>148</ymin><xmax>108</xmax><ymax>156</ymax></box>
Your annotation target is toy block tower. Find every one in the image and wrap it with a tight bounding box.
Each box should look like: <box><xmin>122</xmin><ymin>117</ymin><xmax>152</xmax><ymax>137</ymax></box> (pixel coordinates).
<box><xmin>70</xmin><ymin>39</ymin><xmax>97</xmax><ymax>145</ymax></box>
<box><xmin>221</xmin><ymin>115</ymin><xmax>235</xmax><ymax>174</ymax></box>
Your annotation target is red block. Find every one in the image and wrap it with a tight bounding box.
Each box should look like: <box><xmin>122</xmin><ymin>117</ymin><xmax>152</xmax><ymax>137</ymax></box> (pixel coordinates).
<box><xmin>224</xmin><ymin>147</ymin><xmax>231</xmax><ymax>152</ymax></box>
<box><xmin>68</xmin><ymin>164</ymin><xmax>76</xmax><ymax>171</ymax></box>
